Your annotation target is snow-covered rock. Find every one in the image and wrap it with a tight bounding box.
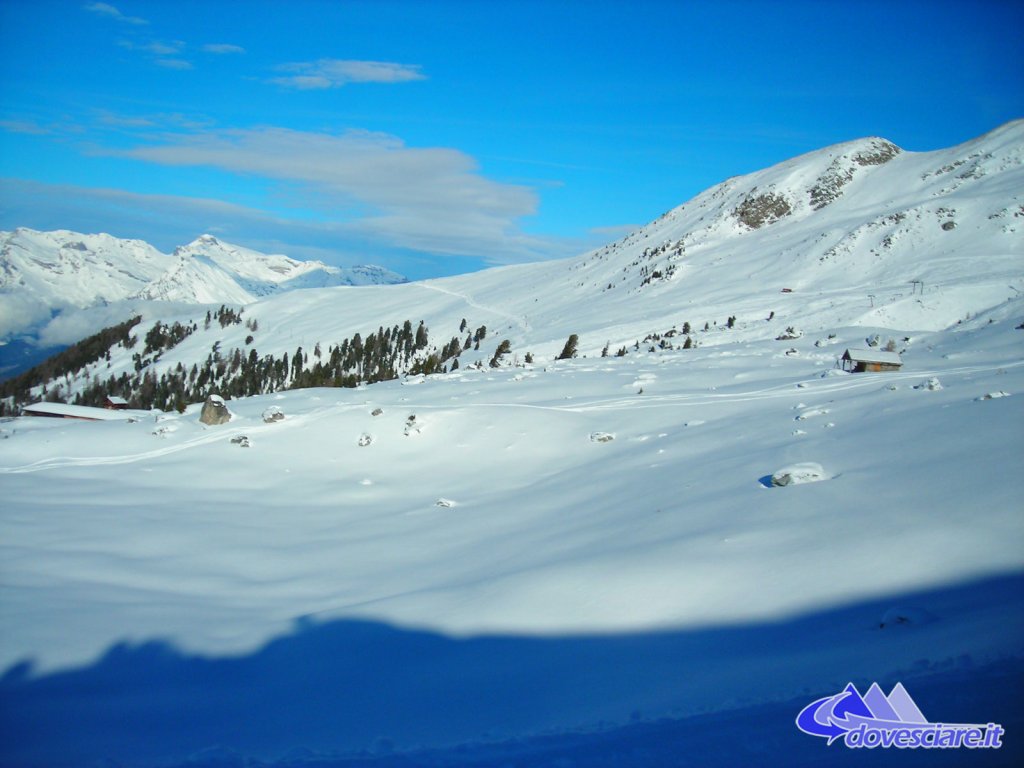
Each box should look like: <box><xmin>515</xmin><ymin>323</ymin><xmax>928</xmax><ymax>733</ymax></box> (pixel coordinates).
<box><xmin>770</xmin><ymin>462</ymin><xmax>828</xmax><ymax>487</ymax></box>
<box><xmin>262</xmin><ymin>406</ymin><xmax>285</xmax><ymax>423</ymax></box>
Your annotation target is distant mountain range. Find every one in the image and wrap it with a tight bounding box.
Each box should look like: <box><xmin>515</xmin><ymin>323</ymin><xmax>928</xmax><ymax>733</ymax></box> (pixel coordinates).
<box><xmin>0</xmin><ymin>230</ymin><xmax>406</xmax><ymax>376</ymax></box>
<box><xmin>0</xmin><ymin>229</ymin><xmax>406</xmax><ymax>312</ymax></box>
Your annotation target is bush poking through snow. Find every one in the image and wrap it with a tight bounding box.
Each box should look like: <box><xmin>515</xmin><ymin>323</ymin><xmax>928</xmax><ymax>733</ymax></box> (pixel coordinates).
<box><xmin>879</xmin><ymin>606</ymin><xmax>935</xmax><ymax>629</ymax></box>
<box><xmin>769</xmin><ymin>462</ymin><xmax>827</xmax><ymax>487</ymax></box>
<box><xmin>914</xmin><ymin>377</ymin><xmax>943</xmax><ymax>391</ymax></box>
<box><xmin>589</xmin><ymin>431</ymin><xmax>615</xmax><ymax>443</ymax></box>
<box><xmin>776</xmin><ymin>326</ymin><xmax>801</xmax><ymax>341</ymax></box>
<box><xmin>358</xmin><ymin>433</ymin><xmax>373</xmax><ymax>447</ymax></box>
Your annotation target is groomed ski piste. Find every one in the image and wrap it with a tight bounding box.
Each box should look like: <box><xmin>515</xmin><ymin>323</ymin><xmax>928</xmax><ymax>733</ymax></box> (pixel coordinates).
<box><xmin>1</xmin><ymin>122</ymin><xmax>1022</xmax><ymax>766</ymax></box>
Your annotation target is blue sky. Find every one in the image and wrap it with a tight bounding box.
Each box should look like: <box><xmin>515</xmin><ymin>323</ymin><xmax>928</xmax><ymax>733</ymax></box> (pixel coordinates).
<box><xmin>0</xmin><ymin>0</ymin><xmax>1021</xmax><ymax>280</ymax></box>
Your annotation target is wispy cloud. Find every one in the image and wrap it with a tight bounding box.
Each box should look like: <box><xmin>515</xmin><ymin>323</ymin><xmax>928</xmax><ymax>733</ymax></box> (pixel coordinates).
<box><xmin>83</xmin><ymin>2</ymin><xmax>147</xmax><ymax>25</ymax></box>
<box><xmin>94</xmin><ymin>127</ymin><xmax>567</xmax><ymax>263</ymax></box>
<box><xmin>96</xmin><ymin>111</ymin><xmax>156</xmax><ymax>129</ymax></box>
<box><xmin>143</xmin><ymin>40</ymin><xmax>183</xmax><ymax>56</ymax></box>
<box><xmin>154</xmin><ymin>58</ymin><xmax>193</xmax><ymax>70</ymax></box>
<box><xmin>0</xmin><ymin>120</ymin><xmax>51</xmax><ymax>136</ymax></box>
<box><xmin>116</xmin><ymin>38</ymin><xmax>192</xmax><ymax>70</ymax></box>
<box><xmin>203</xmin><ymin>43</ymin><xmax>245</xmax><ymax>55</ymax></box>
<box><xmin>270</xmin><ymin>60</ymin><xmax>426</xmax><ymax>90</ymax></box>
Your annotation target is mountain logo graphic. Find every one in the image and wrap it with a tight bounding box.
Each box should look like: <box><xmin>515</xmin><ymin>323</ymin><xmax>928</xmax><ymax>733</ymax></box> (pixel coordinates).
<box><xmin>795</xmin><ymin>682</ymin><xmax>1004</xmax><ymax>749</ymax></box>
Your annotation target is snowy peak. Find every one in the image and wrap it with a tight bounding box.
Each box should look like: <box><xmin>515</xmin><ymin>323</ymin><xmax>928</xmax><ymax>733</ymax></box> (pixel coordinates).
<box><xmin>133</xmin><ymin>249</ymin><xmax>257</xmax><ymax>305</ymax></box>
<box><xmin>575</xmin><ymin>121</ymin><xmax>1021</xmax><ymax>303</ymax></box>
<box><xmin>157</xmin><ymin>234</ymin><xmax>407</xmax><ymax>301</ymax></box>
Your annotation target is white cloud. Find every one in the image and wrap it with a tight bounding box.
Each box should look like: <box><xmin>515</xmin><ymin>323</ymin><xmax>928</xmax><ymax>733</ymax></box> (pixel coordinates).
<box><xmin>270</xmin><ymin>59</ymin><xmax>426</xmax><ymax>89</ymax></box>
<box><xmin>83</xmin><ymin>2</ymin><xmax>148</xmax><ymax>25</ymax></box>
<box><xmin>0</xmin><ymin>293</ymin><xmax>55</xmax><ymax>339</ymax></box>
<box><xmin>112</xmin><ymin>127</ymin><xmax>551</xmax><ymax>261</ymax></box>
<box><xmin>203</xmin><ymin>43</ymin><xmax>245</xmax><ymax>55</ymax></box>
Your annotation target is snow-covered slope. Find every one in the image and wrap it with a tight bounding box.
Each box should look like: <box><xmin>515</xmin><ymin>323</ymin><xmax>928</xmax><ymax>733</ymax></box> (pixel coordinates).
<box><xmin>1</xmin><ymin>123</ymin><xmax>1022</xmax><ymax>766</ymax></box>
<box><xmin>52</xmin><ymin>120</ymin><xmax>1020</xmax><ymax>393</ymax></box>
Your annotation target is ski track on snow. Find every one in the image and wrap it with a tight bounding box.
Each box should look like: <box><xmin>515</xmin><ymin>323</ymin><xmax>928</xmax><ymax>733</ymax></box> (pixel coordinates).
<box><xmin>418</xmin><ymin>282</ymin><xmax>530</xmax><ymax>333</ymax></box>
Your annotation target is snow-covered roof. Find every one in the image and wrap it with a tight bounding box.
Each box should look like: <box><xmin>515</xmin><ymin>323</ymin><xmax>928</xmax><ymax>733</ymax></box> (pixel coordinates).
<box><xmin>22</xmin><ymin>402</ymin><xmax>136</xmax><ymax>421</ymax></box>
<box><xmin>105</xmin><ymin>396</ymin><xmax>128</xmax><ymax>405</ymax></box>
<box><xmin>843</xmin><ymin>348</ymin><xmax>903</xmax><ymax>365</ymax></box>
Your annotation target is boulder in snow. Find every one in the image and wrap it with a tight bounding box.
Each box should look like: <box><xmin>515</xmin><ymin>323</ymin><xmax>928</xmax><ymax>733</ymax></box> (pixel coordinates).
<box><xmin>589</xmin><ymin>431</ymin><xmax>615</xmax><ymax>443</ymax></box>
<box><xmin>199</xmin><ymin>394</ymin><xmax>231</xmax><ymax>425</ymax></box>
<box><xmin>358</xmin><ymin>433</ymin><xmax>373</xmax><ymax>447</ymax></box>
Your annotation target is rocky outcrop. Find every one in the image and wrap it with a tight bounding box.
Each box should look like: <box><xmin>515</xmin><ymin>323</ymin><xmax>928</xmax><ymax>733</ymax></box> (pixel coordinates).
<box><xmin>733</xmin><ymin>191</ymin><xmax>792</xmax><ymax>229</ymax></box>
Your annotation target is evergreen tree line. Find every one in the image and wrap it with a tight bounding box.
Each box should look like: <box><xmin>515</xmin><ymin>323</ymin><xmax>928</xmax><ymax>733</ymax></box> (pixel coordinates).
<box><xmin>0</xmin><ymin>316</ymin><xmax>142</xmax><ymax>416</ymax></box>
<box><xmin>2</xmin><ymin>316</ymin><xmax>469</xmax><ymax>415</ymax></box>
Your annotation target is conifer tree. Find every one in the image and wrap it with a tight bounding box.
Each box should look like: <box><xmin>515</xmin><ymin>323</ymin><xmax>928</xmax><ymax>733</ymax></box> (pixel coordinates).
<box><xmin>557</xmin><ymin>334</ymin><xmax>579</xmax><ymax>360</ymax></box>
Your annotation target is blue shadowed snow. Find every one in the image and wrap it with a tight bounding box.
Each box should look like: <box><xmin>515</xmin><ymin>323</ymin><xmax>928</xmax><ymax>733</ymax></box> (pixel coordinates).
<box><xmin>2</xmin><ymin>573</ymin><xmax>1021</xmax><ymax>767</ymax></box>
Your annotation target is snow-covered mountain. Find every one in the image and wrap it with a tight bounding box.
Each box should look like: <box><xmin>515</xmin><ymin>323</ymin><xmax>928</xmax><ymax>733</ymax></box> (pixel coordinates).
<box><xmin>1</xmin><ymin>122</ymin><xmax>1022</xmax><ymax>767</ymax></box>
<box><xmin>0</xmin><ymin>229</ymin><xmax>406</xmax><ymax>347</ymax></box>
<box><xmin>48</xmin><ymin>119</ymin><xmax>1017</xmax><ymax>384</ymax></box>
<box><xmin>136</xmin><ymin>234</ymin><xmax>406</xmax><ymax>303</ymax></box>
<box><xmin>0</xmin><ymin>227</ymin><xmax>169</xmax><ymax>310</ymax></box>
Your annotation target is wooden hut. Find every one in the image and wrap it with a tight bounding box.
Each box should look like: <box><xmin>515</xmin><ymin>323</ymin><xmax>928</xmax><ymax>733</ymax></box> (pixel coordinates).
<box><xmin>840</xmin><ymin>348</ymin><xmax>903</xmax><ymax>373</ymax></box>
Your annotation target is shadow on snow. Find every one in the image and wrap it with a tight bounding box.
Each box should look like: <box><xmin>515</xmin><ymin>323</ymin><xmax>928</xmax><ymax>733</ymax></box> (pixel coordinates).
<box><xmin>1</xmin><ymin>573</ymin><xmax>1022</xmax><ymax>767</ymax></box>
